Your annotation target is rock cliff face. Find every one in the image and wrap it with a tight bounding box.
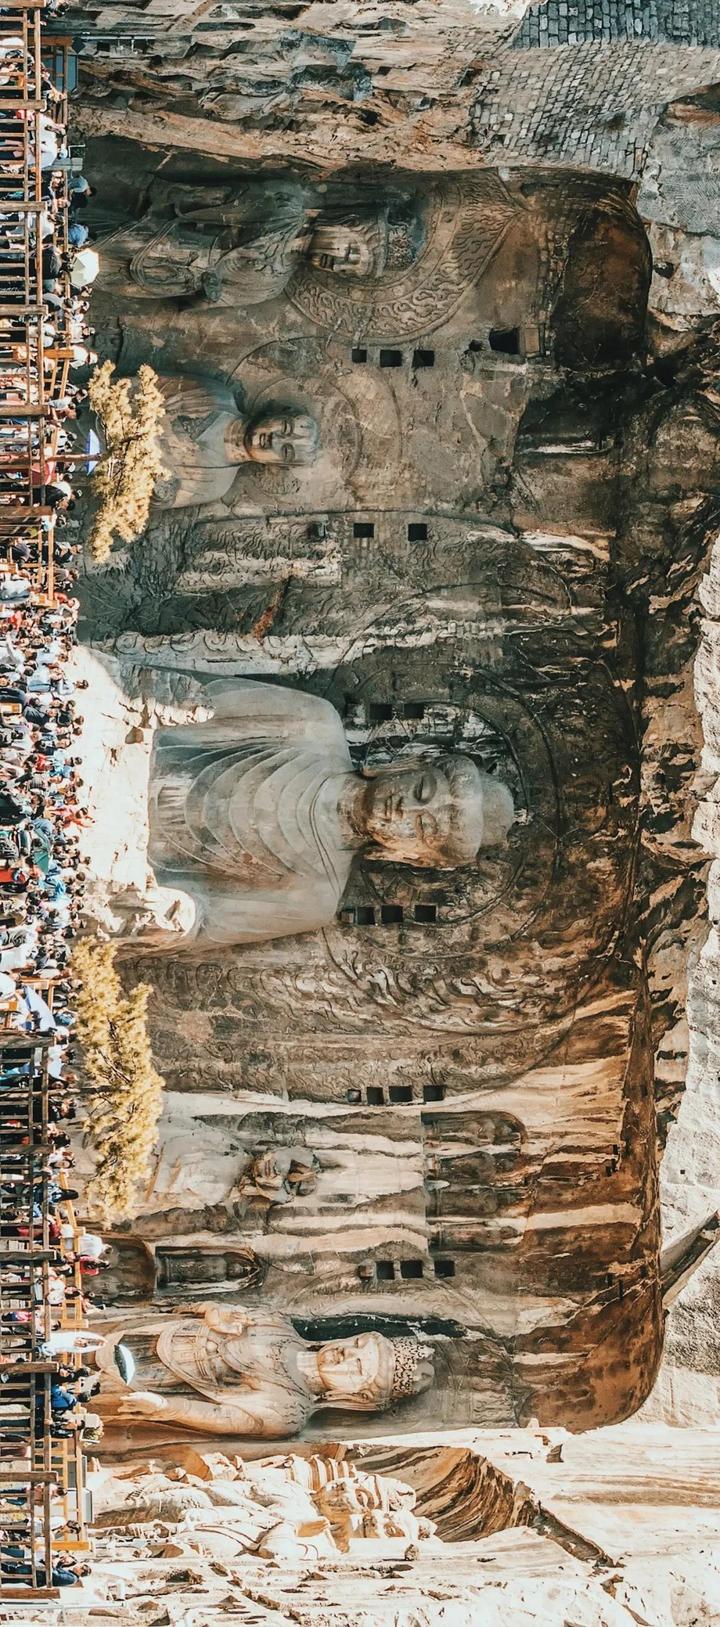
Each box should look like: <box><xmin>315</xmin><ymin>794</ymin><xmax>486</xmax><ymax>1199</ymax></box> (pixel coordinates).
<box><xmin>69</xmin><ymin>0</ymin><xmax>720</xmax><ymax>1475</ymax></box>
<box><xmin>21</xmin><ymin>1429</ymin><xmax>720</xmax><ymax>1626</ymax></box>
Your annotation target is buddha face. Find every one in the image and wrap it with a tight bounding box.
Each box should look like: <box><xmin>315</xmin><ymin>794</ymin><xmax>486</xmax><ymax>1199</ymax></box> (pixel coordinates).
<box><xmin>358</xmin><ymin>754</ymin><xmax>514</xmax><ymax>869</ymax></box>
<box><xmin>307</xmin><ymin>223</ymin><xmax>381</xmax><ymax>278</ymax></box>
<box><xmin>313</xmin><ymin>1331</ymin><xmax>433</xmax><ymax>1411</ymax></box>
<box><xmin>315</xmin><ymin>1332</ymin><xmax>393</xmax><ymax>1407</ymax></box>
<box><xmin>239</xmin><ymin>410</ymin><xmax>320</xmax><ymax>467</ymax></box>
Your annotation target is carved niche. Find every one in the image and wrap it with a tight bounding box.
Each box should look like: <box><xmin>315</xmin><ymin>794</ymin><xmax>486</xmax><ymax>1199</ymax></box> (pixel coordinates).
<box><xmin>80</xmin><ymin>153</ymin><xmax>710</xmax><ymax>1437</ymax></box>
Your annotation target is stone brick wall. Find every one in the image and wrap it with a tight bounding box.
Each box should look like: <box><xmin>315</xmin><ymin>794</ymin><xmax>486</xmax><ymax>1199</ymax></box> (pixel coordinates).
<box><xmin>515</xmin><ymin>0</ymin><xmax>720</xmax><ymax>48</ymax></box>
<box><xmin>471</xmin><ymin>42</ymin><xmax>720</xmax><ymax>176</ymax></box>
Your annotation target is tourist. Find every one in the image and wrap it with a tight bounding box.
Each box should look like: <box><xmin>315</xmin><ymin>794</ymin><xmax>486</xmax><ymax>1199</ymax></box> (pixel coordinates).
<box><xmin>0</xmin><ymin>22</ymin><xmax>101</xmax><ymax>1595</ymax></box>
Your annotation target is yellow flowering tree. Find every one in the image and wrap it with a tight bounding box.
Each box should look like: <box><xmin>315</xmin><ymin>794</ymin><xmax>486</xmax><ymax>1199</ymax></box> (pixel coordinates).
<box><xmin>86</xmin><ymin>362</ymin><xmax>167</xmax><ymax>562</ymax></box>
<box><xmin>71</xmin><ymin>938</ymin><xmax>165</xmax><ymax>1222</ymax></box>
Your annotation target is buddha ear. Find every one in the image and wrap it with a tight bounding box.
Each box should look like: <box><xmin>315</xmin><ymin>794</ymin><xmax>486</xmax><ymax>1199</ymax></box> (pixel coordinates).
<box><xmin>359</xmin><ymin>756</ymin><xmax>423</xmax><ymax>780</ymax></box>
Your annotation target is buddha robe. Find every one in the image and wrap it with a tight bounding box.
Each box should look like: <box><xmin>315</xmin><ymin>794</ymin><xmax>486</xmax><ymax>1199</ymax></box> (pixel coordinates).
<box><xmin>148</xmin><ymin>679</ymin><xmax>354</xmax><ymax>947</ymax></box>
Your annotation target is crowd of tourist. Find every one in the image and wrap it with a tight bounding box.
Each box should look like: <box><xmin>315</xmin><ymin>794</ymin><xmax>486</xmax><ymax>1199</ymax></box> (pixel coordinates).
<box><xmin>0</xmin><ymin>4</ymin><xmax>99</xmax><ymax>1596</ymax></box>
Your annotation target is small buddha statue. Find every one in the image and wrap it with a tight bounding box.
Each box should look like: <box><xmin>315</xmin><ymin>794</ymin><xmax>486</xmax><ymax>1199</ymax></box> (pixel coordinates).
<box><xmin>96</xmin><ymin>1304</ymin><xmax>435</xmax><ymax>1440</ymax></box>
<box><xmin>152</xmin><ymin>375</ymin><xmax>319</xmax><ymax>509</ymax></box>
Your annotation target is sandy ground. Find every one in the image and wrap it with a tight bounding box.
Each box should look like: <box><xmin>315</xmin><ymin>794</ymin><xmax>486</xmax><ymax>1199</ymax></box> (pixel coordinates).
<box><xmin>67</xmin><ymin>648</ymin><xmax>155</xmax><ymax>921</ymax></box>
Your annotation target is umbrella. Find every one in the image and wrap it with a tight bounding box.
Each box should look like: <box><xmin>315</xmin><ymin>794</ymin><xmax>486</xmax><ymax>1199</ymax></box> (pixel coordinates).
<box><xmin>85</xmin><ymin>427</ymin><xmax>101</xmax><ymax>475</ymax></box>
<box><xmin>70</xmin><ymin>247</ymin><xmax>99</xmax><ymax>289</ymax></box>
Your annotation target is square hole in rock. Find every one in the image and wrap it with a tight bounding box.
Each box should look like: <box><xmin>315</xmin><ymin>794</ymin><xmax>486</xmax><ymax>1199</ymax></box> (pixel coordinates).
<box><xmin>379</xmin><ymin>348</ymin><xmax>403</xmax><ymax>367</ymax></box>
<box><xmin>412</xmin><ymin>348</ymin><xmax>435</xmax><ymax>368</ymax></box>
<box><xmin>353</xmin><ymin>521</ymin><xmax>375</xmax><ymax>539</ymax></box>
<box><xmin>389</xmin><ymin>1085</ymin><xmax>413</xmax><ymax>1103</ymax></box>
<box><xmin>423</xmin><ymin>1083</ymin><xmax>445</xmax><ymax>1102</ymax></box>
<box><xmin>381</xmin><ymin>904</ymin><xmax>404</xmax><ymax>924</ymax></box>
<box><xmin>407</xmin><ymin>523</ymin><xmax>428</xmax><ymax>542</ymax></box>
<box><xmin>434</xmin><ymin>1258</ymin><xmax>456</xmax><ymax>1278</ymax></box>
<box><xmin>489</xmin><ymin>327</ymin><xmax>521</xmax><ymax>355</ymax></box>
<box><xmin>351</xmin><ymin>347</ymin><xmax>368</xmax><ymax>363</ymax></box>
<box><xmin>376</xmin><ymin>1260</ymin><xmax>395</xmax><ymax>1280</ymax></box>
<box><xmin>367</xmin><ymin>1086</ymin><xmax>385</xmax><ymax>1105</ymax></box>
<box><xmin>414</xmin><ymin>903</ymin><xmax>437</xmax><ymax>923</ymax></box>
<box><xmin>400</xmin><ymin>1259</ymin><xmax>424</xmax><ymax>1279</ymax></box>
<box><xmin>355</xmin><ymin>905</ymin><xmax>376</xmax><ymax>925</ymax></box>
<box><xmin>369</xmin><ymin>702</ymin><xmax>393</xmax><ymax>722</ymax></box>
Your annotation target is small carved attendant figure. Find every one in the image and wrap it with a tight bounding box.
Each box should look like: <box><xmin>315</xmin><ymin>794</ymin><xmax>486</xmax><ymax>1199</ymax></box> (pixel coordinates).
<box><xmin>142</xmin><ymin>679</ymin><xmax>515</xmax><ymax>950</ymax></box>
<box><xmin>111</xmin><ymin>183</ymin><xmax>311</xmax><ymax>305</ymax></box>
<box><xmin>97</xmin><ymin>1304</ymin><xmax>435</xmax><ymax>1439</ymax></box>
<box><xmin>237</xmin><ymin>1146</ymin><xmax>318</xmax><ymax>1208</ymax></box>
<box><xmin>153</xmin><ymin>375</ymin><xmax>319</xmax><ymax>508</ymax></box>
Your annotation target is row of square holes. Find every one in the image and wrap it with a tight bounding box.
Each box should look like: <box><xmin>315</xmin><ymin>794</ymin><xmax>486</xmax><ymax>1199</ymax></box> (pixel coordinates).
<box><xmin>340</xmin><ymin>903</ymin><xmax>437</xmax><ymax>926</ymax></box>
<box><xmin>346</xmin><ymin>1083</ymin><xmax>445</xmax><ymax>1104</ymax></box>
<box><xmin>351</xmin><ymin>333</ymin><xmax>522</xmax><ymax>368</ymax></box>
<box><xmin>355</xmin><ymin>701</ymin><xmax>428</xmax><ymax>721</ymax></box>
<box><xmin>353</xmin><ymin>521</ymin><xmax>427</xmax><ymax>541</ymax></box>
<box><xmin>352</xmin><ymin>348</ymin><xmax>435</xmax><ymax>368</ymax></box>
<box><xmin>367</xmin><ymin>1259</ymin><xmax>456</xmax><ymax>1280</ymax></box>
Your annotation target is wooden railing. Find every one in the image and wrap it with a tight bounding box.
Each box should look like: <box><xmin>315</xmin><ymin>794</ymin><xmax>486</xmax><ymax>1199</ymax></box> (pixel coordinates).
<box><xmin>0</xmin><ymin>1042</ymin><xmax>92</xmax><ymax>1598</ymax></box>
<box><xmin>0</xmin><ymin>4</ymin><xmax>74</xmax><ymax>598</ymax></box>
<box><xmin>0</xmin><ymin>0</ymin><xmax>89</xmax><ymax>1598</ymax></box>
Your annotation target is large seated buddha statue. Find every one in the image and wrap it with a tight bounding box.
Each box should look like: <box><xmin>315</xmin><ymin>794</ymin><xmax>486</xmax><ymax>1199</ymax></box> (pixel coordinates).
<box><xmin>130</xmin><ymin>678</ymin><xmax>514</xmax><ymax>950</ymax></box>
<box><xmin>95</xmin><ymin>1304</ymin><xmax>435</xmax><ymax>1440</ymax></box>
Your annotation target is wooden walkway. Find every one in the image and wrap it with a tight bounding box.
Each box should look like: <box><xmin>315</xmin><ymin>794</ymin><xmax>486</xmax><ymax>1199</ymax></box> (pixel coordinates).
<box><xmin>0</xmin><ymin>0</ymin><xmax>90</xmax><ymax>1600</ymax></box>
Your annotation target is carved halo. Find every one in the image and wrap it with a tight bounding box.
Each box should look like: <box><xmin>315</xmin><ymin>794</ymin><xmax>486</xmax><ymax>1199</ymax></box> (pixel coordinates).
<box><xmin>228</xmin><ymin>339</ymin><xmax>405</xmax><ymax>508</ymax></box>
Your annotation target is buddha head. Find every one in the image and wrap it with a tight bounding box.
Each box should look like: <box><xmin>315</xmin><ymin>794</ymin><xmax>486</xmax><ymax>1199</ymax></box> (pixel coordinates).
<box><xmin>306</xmin><ymin>203</ymin><xmax>423</xmax><ymax>280</ymax></box>
<box><xmin>307</xmin><ymin>222</ymin><xmax>383</xmax><ymax>278</ymax></box>
<box><xmin>351</xmin><ymin>753</ymin><xmax>514</xmax><ymax>869</ymax></box>
<box><xmin>228</xmin><ymin>409</ymin><xmax>320</xmax><ymax>467</ymax></box>
<box><xmin>307</xmin><ymin>1331</ymin><xmax>434</xmax><ymax>1413</ymax></box>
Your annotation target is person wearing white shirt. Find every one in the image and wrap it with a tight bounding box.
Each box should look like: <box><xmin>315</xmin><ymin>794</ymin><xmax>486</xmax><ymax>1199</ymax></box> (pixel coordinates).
<box><xmin>41</xmin><ymin>1329</ymin><xmax>106</xmax><ymax>1355</ymax></box>
<box><xmin>0</xmin><ymin>926</ymin><xmax>38</xmax><ymax>974</ymax></box>
<box><xmin>0</xmin><ymin>634</ymin><xmax>24</xmax><ymax>671</ymax></box>
<box><xmin>77</xmin><ymin>1233</ymin><xmax>106</xmax><ymax>1260</ymax></box>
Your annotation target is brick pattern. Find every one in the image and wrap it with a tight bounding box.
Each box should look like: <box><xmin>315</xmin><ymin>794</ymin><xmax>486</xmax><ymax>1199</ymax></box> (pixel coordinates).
<box><xmin>471</xmin><ymin>42</ymin><xmax>720</xmax><ymax>177</ymax></box>
<box><xmin>514</xmin><ymin>0</ymin><xmax>720</xmax><ymax>47</ymax></box>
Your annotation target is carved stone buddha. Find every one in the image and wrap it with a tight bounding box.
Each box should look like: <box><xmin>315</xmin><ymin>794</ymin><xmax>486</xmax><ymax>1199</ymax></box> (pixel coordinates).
<box><xmin>152</xmin><ymin>376</ymin><xmax>319</xmax><ymax>509</ymax></box>
<box><xmin>95</xmin><ymin>1304</ymin><xmax>435</xmax><ymax>1440</ymax></box>
<box><xmin>139</xmin><ymin>678</ymin><xmax>515</xmax><ymax>950</ymax></box>
<box><xmin>115</xmin><ymin>183</ymin><xmax>310</xmax><ymax>305</ymax></box>
<box><xmin>102</xmin><ymin>185</ymin><xmax>426</xmax><ymax>309</ymax></box>
<box><xmin>302</xmin><ymin>200</ymin><xmax>426</xmax><ymax>280</ymax></box>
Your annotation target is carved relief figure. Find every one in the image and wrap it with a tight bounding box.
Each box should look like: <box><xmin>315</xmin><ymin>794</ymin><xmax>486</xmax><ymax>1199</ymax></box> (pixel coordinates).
<box><xmin>140</xmin><ymin>679</ymin><xmax>514</xmax><ymax>949</ymax></box>
<box><xmin>95</xmin><ymin>1305</ymin><xmax>434</xmax><ymax>1438</ymax></box>
<box><xmin>95</xmin><ymin>1450</ymin><xmax>438</xmax><ymax>1563</ymax></box>
<box><xmin>237</xmin><ymin>1146</ymin><xmax>319</xmax><ymax>1207</ymax></box>
<box><xmin>97</xmin><ymin>175</ymin><xmax>520</xmax><ymax>338</ymax></box>
<box><xmin>152</xmin><ymin>376</ymin><xmax>319</xmax><ymax>509</ymax></box>
<box><xmin>155</xmin><ymin>1245</ymin><xmax>265</xmax><ymax>1294</ymax></box>
<box><xmin>100</xmin><ymin>183</ymin><xmax>309</xmax><ymax>306</ymax></box>
<box><xmin>99</xmin><ymin>187</ymin><xmax>425</xmax><ymax>308</ymax></box>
